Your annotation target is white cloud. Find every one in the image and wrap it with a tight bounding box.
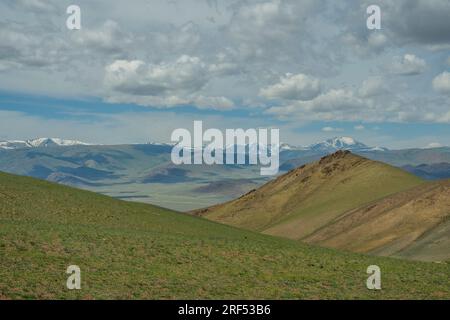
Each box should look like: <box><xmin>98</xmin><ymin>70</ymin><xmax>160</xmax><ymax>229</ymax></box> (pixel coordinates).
<box><xmin>341</xmin><ymin>31</ymin><xmax>388</xmax><ymax>57</ymax></box>
<box><xmin>322</xmin><ymin>126</ymin><xmax>343</xmax><ymax>132</ymax></box>
<box><xmin>432</xmin><ymin>71</ymin><xmax>450</xmax><ymax>94</ymax></box>
<box><xmin>103</xmin><ymin>56</ymin><xmax>237</xmax><ymax>110</ymax></box>
<box><xmin>358</xmin><ymin>77</ymin><xmax>386</xmax><ymax>97</ymax></box>
<box><xmin>71</xmin><ymin>20</ymin><xmax>132</xmax><ymax>56</ymax></box>
<box><xmin>354</xmin><ymin>125</ymin><xmax>365</xmax><ymax>130</ymax></box>
<box><xmin>14</xmin><ymin>0</ymin><xmax>58</xmax><ymax>12</ymax></box>
<box><xmin>266</xmin><ymin>82</ymin><xmax>450</xmax><ymax>123</ymax></box>
<box><xmin>291</xmin><ymin>89</ymin><xmax>365</xmax><ymax>113</ymax></box>
<box><xmin>190</xmin><ymin>96</ymin><xmax>235</xmax><ymax>110</ymax></box>
<box><xmin>105</xmin><ymin>56</ymin><xmax>210</xmax><ymax>96</ymax></box>
<box><xmin>389</xmin><ymin>54</ymin><xmax>427</xmax><ymax>76</ymax></box>
<box><xmin>0</xmin><ymin>0</ymin><xmax>449</xmax><ymax>124</ymax></box>
<box><xmin>266</xmin><ymin>88</ymin><xmax>369</xmax><ymax>121</ymax></box>
<box><xmin>368</xmin><ymin>33</ymin><xmax>388</xmax><ymax>49</ymax></box>
<box><xmin>208</xmin><ymin>53</ymin><xmax>240</xmax><ymax>76</ymax></box>
<box><xmin>260</xmin><ymin>73</ymin><xmax>321</xmax><ymax>100</ymax></box>
<box><xmin>426</xmin><ymin>142</ymin><xmax>442</xmax><ymax>148</ymax></box>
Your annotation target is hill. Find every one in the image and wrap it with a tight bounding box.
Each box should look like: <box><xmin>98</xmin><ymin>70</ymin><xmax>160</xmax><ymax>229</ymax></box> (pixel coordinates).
<box><xmin>1</xmin><ymin>171</ymin><xmax>449</xmax><ymax>299</ymax></box>
<box><xmin>196</xmin><ymin>151</ymin><xmax>424</xmax><ymax>240</ymax></box>
<box><xmin>305</xmin><ymin>179</ymin><xmax>450</xmax><ymax>262</ymax></box>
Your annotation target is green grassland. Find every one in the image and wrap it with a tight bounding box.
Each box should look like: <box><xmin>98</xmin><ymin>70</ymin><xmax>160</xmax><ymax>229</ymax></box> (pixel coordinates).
<box><xmin>0</xmin><ymin>172</ymin><xmax>449</xmax><ymax>299</ymax></box>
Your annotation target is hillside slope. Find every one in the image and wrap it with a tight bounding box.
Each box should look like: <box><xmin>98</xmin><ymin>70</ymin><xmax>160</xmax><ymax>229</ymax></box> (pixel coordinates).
<box><xmin>1</xmin><ymin>171</ymin><xmax>449</xmax><ymax>299</ymax></box>
<box><xmin>305</xmin><ymin>180</ymin><xmax>450</xmax><ymax>262</ymax></box>
<box><xmin>197</xmin><ymin>151</ymin><xmax>424</xmax><ymax>240</ymax></box>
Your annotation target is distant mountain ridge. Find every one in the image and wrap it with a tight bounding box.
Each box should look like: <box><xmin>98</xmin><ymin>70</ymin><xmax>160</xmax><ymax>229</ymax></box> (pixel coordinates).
<box><xmin>2</xmin><ymin>136</ymin><xmax>441</xmax><ymax>152</ymax></box>
<box><xmin>402</xmin><ymin>163</ymin><xmax>450</xmax><ymax>180</ymax></box>
<box><xmin>0</xmin><ymin>138</ymin><xmax>91</xmax><ymax>149</ymax></box>
<box><xmin>1</xmin><ymin>136</ymin><xmax>449</xmax><ymax>211</ymax></box>
<box><xmin>306</xmin><ymin>137</ymin><xmax>388</xmax><ymax>152</ymax></box>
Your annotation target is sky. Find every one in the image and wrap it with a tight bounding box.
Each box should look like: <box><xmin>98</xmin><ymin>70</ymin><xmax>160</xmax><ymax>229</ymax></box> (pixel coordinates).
<box><xmin>0</xmin><ymin>0</ymin><xmax>449</xmax><ymax>149</ymax></box>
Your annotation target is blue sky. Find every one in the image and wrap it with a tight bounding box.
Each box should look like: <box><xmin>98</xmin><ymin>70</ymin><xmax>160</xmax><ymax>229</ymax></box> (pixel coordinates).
<box><xmin>0</xmin><ymin>0</ymin><xmax>449</xmax><ymax>149</ymax></box>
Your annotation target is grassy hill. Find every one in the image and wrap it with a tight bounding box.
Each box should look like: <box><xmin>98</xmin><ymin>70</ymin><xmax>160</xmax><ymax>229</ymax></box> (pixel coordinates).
<box><xmin>305</xmin><ymin>179</ymin><xmax>450</xmax><ymax>262</ymax></box>
<box><xmin>197</xmin><ymin>151</ymin><xmax>424</xmax><ymax>240</ymax></box>
<box><xmin>1</xmin><ymin>171</ymin><xmax>449</xmax><ymax>299</ymax></box>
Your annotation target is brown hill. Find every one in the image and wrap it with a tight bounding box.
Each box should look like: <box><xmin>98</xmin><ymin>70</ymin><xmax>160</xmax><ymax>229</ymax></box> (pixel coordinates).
<box><xmin>305</xmin><ymin>179</ymin><xmax>450</xmax><ymax>261</ymax></box>
<box><xmin>195</xmin><ymin>151</ymin><xmax>424</xmax><ymax>241</ymax></box>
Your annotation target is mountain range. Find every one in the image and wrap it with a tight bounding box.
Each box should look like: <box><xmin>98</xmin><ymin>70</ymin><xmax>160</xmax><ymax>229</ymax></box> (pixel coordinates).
<box><xmin>0</xmin><ymin>138</ymin><xmax>91</xmax><ymax>149</ymax></box>
<box><xmin>402</xmin><ymin>163</ymin><xmax>450</xmax><ymax>180</ymax></box>
<box><xmin>0</xmin><ymin>136</ymin><xmax>449</xmax><ymax>211</ymax></box>
<box><xmin>0</xmin><ymin>136</ymin><xmax>393</xmax><ymax>151</ymax></box>
<box><xmin>305</xmin><ymin>137</ymin><xmax>388</xmax><ymax>152</ymax></box>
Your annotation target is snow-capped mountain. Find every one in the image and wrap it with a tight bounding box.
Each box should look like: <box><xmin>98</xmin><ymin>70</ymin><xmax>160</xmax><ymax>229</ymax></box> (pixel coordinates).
<box><xmin>0</xmin><ymin>138</ymin><xmax>92</xmax><ymax>150</ymax></box>
<box><xmin>0</xmin><ymin>136</ymin><xmax>387</xmax><ymax>152</ymax></box>
<box><xmin>280</xmin><ymin>143</ymin><xmax>297</xmax><ymax>151</ymax></box>
<box><xmin>307</xmin><ymin>137</ymin><xmax>388</xmax><ymax>152</ymax></box>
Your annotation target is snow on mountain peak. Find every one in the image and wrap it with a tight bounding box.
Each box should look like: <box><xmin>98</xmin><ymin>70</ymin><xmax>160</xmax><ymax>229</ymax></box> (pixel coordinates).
<box><xmin>307</xmin><ymin>136</ymin><xmax>384</xmax><ymax>152</ymax></box>
<box><xmin>0</xmin><ymin>138</ymin><xmax>91</xmax><ymax>149</ymax></box>
<box><xmin>336</xmin><ymin>137</ymin><xmax>355</xmax><ymax>145</ymax></box>
<box><xmin>28</xmin><ymin>138</ymin><xmax>91</xmax><ymax>147</ymax></box>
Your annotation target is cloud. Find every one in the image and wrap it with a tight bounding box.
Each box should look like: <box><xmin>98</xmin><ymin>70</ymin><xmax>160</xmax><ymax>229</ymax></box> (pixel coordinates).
<box><xmin>71</xmin><ymin>20</ymin><xmax>132</xmax><ymax>56</ymax></box>
<box><xmin>290</xmin><ymin>89</ymin><xmax>365</xmax><ymax>113</ymax></box>
<box><xmin>104</xmin><ymin>93</ymin><xmax>235</xmax><ymax>111</ymax></box>
<box><xmin>322</xmin><ymin>126</ymin><xmax>343</xmax><ymax>132</ymax></box>
<box><xmin>266</xmin><ymin>80</ymin><xmax>450</xmax><ymax>123</ymax></box>
<box><xmin>341</xmin><ymin>0</ymin><xmax>450</xmax><ymax>51</ymax></box>
<box><xmin>208</xmin><ymin>53</ymin><xmax>240</xmax><ymax>76</ymax></box>
<box><xmin>432</xmin><ymin>71</ymin><xmax>450</xmax><ymax>94</ymax></box>
<box><xmin>189</xmin><ymin>95</ymin><xmax>235</xmax><ymax>110</ymax></box>
<box><xmin>0</xmin><ymin>0</ymin><xmax>449</xmax><ymax>123</ymax></box>
<box><xmin>259</xmin><ymin>73</ymin><xmax>321</xmax><ymax>100</ymax></box>
<box><xmin>227</xmin><ymin>0</ymin><xmax>322</xmax><ymax>58</ymax></box>
<box><xmin>103</xmin><ymin>55</ymin><xmax>235</xmax><ymax>110</ymax></box>
<box><xmin>426</xmin><ymin>142</ymin><xmax>442</xmax><ymax>148</ymax></box>
<box><xmin>368</xmin><ymin>33</ymin><xmax>388</xmax><ymax>48</ymax></box>
<box><xmin>388</xmin><ymin>0</ymin><xmax>450</xmax><ymax>46</ymax></box>
<box><xmin>341</xmin><ymin>32</ymin><xmax>388</xmax><ymax>57</ymax></box>
<box><xmin>0</xmin><ymin>21</ymin><xmax>66</xmax><ymax>70</ymax></box>
<box><xmin>12</xmin><ymin>0</ymin><xmax>58</xmax><ymax>12</ymax></box>
<box><xmin>105</xmin><ymin>56</ymin><xmax>210</xmax><ymax>96</ymax></box>
<box><xmin>354</xmin><ymin>125</ymin><xmax>365</xmax><ymax>130</ymax></box>
<box><xmin>224</xmin><ymin>0</ymin><xmax>339</xmax><ymax>76</ymax></box>
<box><xmin>388</xmin><ymin>54</ymin><xmax>427</xmax><ymax>76</ymax></box>
<box><xmin>266</xmin><ymin>88</ymin><xmax>369</xmax><ymax>121</ymax></box>
<box><xmin>358</xmin><ymin>77</ymin><xmax>386</xmax><ymax>97</ymax></box>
